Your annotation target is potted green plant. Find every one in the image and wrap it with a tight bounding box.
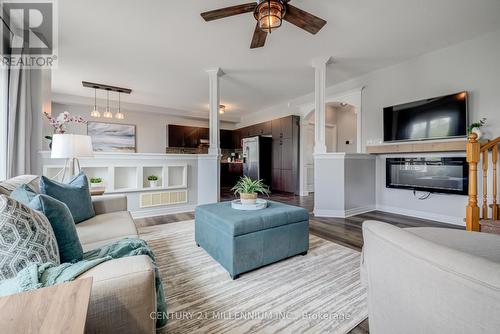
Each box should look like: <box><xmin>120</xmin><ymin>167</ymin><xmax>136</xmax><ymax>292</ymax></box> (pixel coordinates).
<box><xmin>468</xmin><ymin>118</ymin><xmax>487</xmax><ymax>139</ymax></box>
<box><xmin>89</xmin><ymin>177</ymin><xmax>103</xmax><ymax>188</ymax></box>
<box><xmin>231</xmin><ymin>176</ymin><xmax>270</xmax><ymax>205</ymax></box>
<box><xmin>148</xmin><ymin>175</ymin><xmax>159</xmax><ymax>188</ymax></box>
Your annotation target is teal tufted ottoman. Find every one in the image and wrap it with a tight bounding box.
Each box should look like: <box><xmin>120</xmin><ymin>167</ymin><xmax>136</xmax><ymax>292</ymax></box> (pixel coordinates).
<box><xmin>195</xmin><ymin>201</ymin><xmax>309</xmax><ymax>279</ymax></box>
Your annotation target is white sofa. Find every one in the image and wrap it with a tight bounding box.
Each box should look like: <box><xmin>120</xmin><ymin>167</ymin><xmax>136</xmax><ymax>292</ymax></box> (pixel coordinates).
<box><xmin>361</xmin><ymin>221</ymin><xmax>500</xmax><ymax>334</ymax></box>
<box><xmin>77</xmin><ymin>195</ymin><xmax>156</xmax><ymax>334</ymax></box>
<box><xmin>0</xmin><ymin>176</ymin><xmax>156</xmax><ymax>333</ymax></box>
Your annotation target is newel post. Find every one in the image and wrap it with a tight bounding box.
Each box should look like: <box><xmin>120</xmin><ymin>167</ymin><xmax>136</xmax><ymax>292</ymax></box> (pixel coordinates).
<box><xmin>466</xmin><ymin>133</ymin><xmax>481</xmax><ymax>232</ymax></box>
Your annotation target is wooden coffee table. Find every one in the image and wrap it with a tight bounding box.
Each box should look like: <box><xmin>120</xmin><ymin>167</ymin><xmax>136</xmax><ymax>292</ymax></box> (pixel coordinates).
<box><xmin>0</xmin><ymin>278</ymin><xmax>93</xmax><ymax>334</ymax></box>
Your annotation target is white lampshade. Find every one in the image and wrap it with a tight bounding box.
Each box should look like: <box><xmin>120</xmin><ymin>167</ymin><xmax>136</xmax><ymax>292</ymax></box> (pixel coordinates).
<box><xmin>51</xmin><ymin>134</ymin><xmax>94</xmax><ymax>159</ymax></box>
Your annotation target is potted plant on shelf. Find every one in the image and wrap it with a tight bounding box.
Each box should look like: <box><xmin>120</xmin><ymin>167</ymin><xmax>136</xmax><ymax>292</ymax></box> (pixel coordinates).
<box><xmin>89</xmin><ymin>177</ymin><xmax>103</xmax><ymax>188</ymax></box>
<box><xmin>148</xmin><ymin>175</ymin><xmax>159</xmax><ymax>188</ymax></box>
<box><xmin>468</xmin><ymin>118</ymin><xmax>487</xmax><ymax>139</ymax></box>
<box><xmin>231</xmin><ymin>176</ymin><xmax>270</xmax><ymax>205</ymax></box>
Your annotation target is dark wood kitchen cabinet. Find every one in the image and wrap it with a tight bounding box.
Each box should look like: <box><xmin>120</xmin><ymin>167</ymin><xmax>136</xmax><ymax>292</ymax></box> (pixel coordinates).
<box><xmin>220</xmin><ymin>130</ymin><xmax>234</xmax><ymax>149</ymax></box>
<box><xmin>271</xmin><ymin>116</ymin><xmax>300</xmax><ymax>194</ymax></box>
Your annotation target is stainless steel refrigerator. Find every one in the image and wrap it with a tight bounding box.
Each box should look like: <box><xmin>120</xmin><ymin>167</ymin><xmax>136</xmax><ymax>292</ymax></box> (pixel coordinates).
<box><xmin>242</xmin><ymin>136</ymin><xmax>272</xmax><ymax>185</ymax></box>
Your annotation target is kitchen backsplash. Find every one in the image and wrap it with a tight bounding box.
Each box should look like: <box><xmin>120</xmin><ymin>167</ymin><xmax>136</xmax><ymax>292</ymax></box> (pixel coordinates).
<box><xmin>165</xmin><ymin>147</ymin><xmax>243</xmax><ymax>160</ymax></box>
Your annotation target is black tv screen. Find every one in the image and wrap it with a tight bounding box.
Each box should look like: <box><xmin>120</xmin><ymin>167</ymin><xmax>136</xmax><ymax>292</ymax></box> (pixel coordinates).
<box><xmin>384</xmin><ymin>92</ymin><xmax>468</xmax><ymax>142</ymax></box>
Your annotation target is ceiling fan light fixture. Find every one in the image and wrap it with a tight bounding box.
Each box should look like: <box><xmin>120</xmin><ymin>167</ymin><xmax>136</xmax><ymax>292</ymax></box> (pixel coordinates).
<box><xmin>254</xmin><ymin>0</ymin><xmax>286</xmax><ymax>34</ymax></box>
<box><xmin>219</xmin><ymin>105</ymin><xmax>226</xmax><ymax>114</ymax></box>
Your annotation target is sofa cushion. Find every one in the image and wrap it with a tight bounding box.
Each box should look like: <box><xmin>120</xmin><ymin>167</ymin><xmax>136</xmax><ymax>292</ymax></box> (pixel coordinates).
<box><xmin>40</xmin><ymin>172</ymin><xmax>95</xmax><ymax>224</ymax></box>
<box><xmin>0</xmin><ymin>195</ymin><xmax>60</xmax><ymax>280</ymax></box>
<box><xmin>10</xmin><ymin>184</ymin><xmax>38</xmax><ymax>204</ymax></box>
<box><xmin>28</xmin><ymin>194</ymin><xmax>84</xmax><ymax>263</ymax></box>
<box><xmin>76</xmin><ymin>211</ymin><xmax>138</xmax><ymax>252</ymax></box>
<box><xmin>195</xmin><ymin>200</ymin><xmax>309</xmax><ymax>237</ymax></box>
<box><xmin>0</xmin><ymin>175</ymin><xmax>39</xmax><ymax>196</ymax></box>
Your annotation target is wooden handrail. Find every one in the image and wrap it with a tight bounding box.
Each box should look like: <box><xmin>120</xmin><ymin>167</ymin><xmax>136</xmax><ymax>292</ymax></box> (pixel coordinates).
<box><xmin>466</xmin><ymin>134</ymin><xmax>500</xmax><ymax>232</ymax></box>
<box><xmin>481</xmin><ymin>137</ymin><xmax>500</xmax><ymax>152</ymax></box>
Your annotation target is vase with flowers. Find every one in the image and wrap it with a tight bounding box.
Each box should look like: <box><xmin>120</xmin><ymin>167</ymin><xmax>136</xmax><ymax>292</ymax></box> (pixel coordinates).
<box><xmin>44</xmin><ymin>111</ymin><xmax>87</xmax><ymax>135</ymax></box>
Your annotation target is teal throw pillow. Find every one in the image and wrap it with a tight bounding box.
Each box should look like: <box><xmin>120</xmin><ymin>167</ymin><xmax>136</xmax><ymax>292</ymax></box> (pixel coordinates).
<box><xmin>40</xmin><ymin>172</ymin><xmax>95</xmax><ymax>224</ymax></box>
<box><xmin>10</xmin><ymin>184</ymin><xmax>38</xmax><ymax>204</ymax></box>
<box><xmin>28</xmin><ymin>194</ymin><xmax>84</xmax><ymax>263</ymax></box>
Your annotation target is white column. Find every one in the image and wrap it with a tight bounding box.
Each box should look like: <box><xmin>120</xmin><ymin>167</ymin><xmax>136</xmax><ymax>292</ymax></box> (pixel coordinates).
<box><xmin>206</xmin><ymin>68</ymin><xmax>223</xmax><ymax>156</ymax></box>
<box><xmin>312</xmin><ymin>57</ymin><xmax>332</xmax><ymax>155</ymax></box>
<box><xmin>198</xmin><ymin>68</ymin><xmax>224</xmax><ymax>204</ymax></box>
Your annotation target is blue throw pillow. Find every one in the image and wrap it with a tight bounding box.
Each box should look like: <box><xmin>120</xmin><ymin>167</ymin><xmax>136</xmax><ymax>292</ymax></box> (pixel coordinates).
<box><xmin>10</xmin><ymin>184</ymin><xmax>38</xmax><ymax>204</ymax></box>
<box><xmin>28</xmin><ymin>194</ymin><xmax>84</xmax><ymax>263</ymax></box>
<box><xmin>40</xmin><ymin>172</ymin><xmax>95</xmax><ymax>224</ymax></box>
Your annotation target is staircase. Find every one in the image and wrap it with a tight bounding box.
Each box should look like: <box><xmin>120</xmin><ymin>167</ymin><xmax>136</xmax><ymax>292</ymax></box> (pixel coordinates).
<box><xmin>466</xmin><ymin>133</ymin><xmax>500</xmax><ymax>232</ymax></box>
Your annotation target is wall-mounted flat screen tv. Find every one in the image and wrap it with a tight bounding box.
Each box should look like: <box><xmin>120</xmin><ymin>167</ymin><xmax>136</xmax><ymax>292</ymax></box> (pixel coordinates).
<box><xmin>384</xmin><ymin>92</ymin><xmax>468</xmax><ymax>142</ymax></box>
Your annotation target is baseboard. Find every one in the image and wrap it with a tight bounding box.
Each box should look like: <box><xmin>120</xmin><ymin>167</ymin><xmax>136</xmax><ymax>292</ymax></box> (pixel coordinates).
<box><xmin>314</xmin><ymin>206</ymin><xmax>375</xmax><ymax>218</ymax></box>
<box><xmin>131</xmin><ymin>204</ymin><xmax>196</xmax><ymax>219</ymax></box>
<box><xmin>376</xmin><ymin>205</ymin><xmax>465</xmax><ymax>226</ymax></box>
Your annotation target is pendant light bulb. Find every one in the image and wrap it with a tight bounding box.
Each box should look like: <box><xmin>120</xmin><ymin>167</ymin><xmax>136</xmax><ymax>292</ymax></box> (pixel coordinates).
<box><xmin>103</xmin><ymin>90</ymin><xmax>113</xmax><ymax>118</ymax></box>
<box><xmin>115</xmin><ymin>92</ymin><xmax>124</xmax><ymax>120</ymax></box>
<box><xmin>90</xmin><ymin>88</ymin><xmax>101</xmax><ymax>118</ymax></box>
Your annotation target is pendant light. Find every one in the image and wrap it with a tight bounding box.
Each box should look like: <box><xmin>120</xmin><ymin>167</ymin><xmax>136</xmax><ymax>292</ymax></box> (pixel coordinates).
<box><xmin>90</xmin><ymin>88</ymin><xmax>101</xmax><ymax>118</ymax></box>
<box><xmin>115</xmin><ymin>92</ymin><xmax>124</xmax><ymax>120</ymax></box>
<box><xmin>103</xmin><ymin>90</ymin><xmax>113</xmax><ymax>118</ymax></box>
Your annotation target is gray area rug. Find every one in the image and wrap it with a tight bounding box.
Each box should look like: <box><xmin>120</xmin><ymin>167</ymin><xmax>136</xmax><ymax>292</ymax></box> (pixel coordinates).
<box><xmin>139</xmin><ymin>220</ymin><xmax>367</xmax><ymax>334</ymax></box>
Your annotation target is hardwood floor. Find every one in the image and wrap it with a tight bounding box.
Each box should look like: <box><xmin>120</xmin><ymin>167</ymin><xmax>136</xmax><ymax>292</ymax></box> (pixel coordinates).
<box><xmin>135</xmin><ymin>191</ymin><xmax>464</xmax><ymax>334</ymax></box>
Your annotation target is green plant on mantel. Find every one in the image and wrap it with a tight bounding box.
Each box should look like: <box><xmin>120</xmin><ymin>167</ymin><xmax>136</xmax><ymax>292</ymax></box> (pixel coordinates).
<box><xmin>147</xmin><ymin>175</ymin><xmax>159</xmax><ymax>181</ymax></box>
<box><xmin>90</xmin><ymin>177</ymin><xmax>103</xmax><ymax>184</ymax></box>
<box><xmin>468</xmin><ymin>118</ymin><xmax>487</xmax><ymax>134</ymax></box>
<box><xmin>231</xmin><ymin>176</ymin><xmax>270</xmax><ymax>196</ymax></box>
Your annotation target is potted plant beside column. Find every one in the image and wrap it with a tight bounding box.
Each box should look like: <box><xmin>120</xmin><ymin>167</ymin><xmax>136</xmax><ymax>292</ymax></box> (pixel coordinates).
<box><xmin>231</xmin><ymin>176</ymin><xmax>270</xmax><ymax>205</ymax></box>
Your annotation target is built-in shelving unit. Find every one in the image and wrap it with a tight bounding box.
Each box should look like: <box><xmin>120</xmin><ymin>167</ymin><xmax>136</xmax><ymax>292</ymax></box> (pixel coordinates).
<box><xmin>366</xmin><ymin>140</ymin><xmax>468</xmax><ymax>154</ymax></box>
<box><xmin>42</xmin><ymin>163</ymin><xmax>188</xmax><ymax>194</ymax></box>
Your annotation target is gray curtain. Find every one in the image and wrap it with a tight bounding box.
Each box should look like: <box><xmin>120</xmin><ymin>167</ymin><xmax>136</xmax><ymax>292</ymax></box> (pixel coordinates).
<box><xmin>6</xmin><ymin>64</ymin><xmax>33</xmax><ymax>178</ymax></box>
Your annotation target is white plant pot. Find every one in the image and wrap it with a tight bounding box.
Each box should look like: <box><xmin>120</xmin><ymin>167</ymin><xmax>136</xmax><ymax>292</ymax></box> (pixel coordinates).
<box><xmin>149</xmin><ymin>181</ymin><xmax>158</xmax><ymax>188</ymax></box>
<box><xmin>90</xmin><ymin>182</ymin><xmax>102</xmax><ymax>188</ymax></box>
<box><xmin>471</xmin><ymin>128</ymin><xmax>483</xmax><ymax>140</ymax></box>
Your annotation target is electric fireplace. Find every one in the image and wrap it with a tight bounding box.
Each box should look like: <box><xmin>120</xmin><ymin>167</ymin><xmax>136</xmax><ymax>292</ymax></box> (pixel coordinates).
<box><xmin>386</xmin><ymin>157</ymin><xmax>468</xmax><ymax>195</ymax></box>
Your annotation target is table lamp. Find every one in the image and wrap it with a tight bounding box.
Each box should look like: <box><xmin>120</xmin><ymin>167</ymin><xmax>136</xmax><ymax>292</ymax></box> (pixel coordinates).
<box><xmin>51</xmin><ymin>134</ymin><xmax>94</xmax><ymax>182</ymax></box>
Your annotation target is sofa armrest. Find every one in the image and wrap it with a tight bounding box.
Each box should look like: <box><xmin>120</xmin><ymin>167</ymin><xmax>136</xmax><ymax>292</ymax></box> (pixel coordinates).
<box><xmin>92</xmin><ymin>195</ymin><xmax>127</xmax><ymax>215</ymax></box>
<box><xmin>78</xmin><ymin>256</ymin><xmax>156</xmax><ymax>334</ymax></box>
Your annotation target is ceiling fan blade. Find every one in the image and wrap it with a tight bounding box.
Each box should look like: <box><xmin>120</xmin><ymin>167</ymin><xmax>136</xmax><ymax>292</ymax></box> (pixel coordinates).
<box><xmin>201</xmin><ymin>2</ymin><xmax>257</xmax><ymax>22</ymax></box>
<box><xmin>284</xmin><ymin>4</ymin><xmax>327</xmax><ymax>34</ymax></box>
<box><xmin>250</xmin><ymin>23</ymin><xmax>267</xmax><ymax>49</ymax></box>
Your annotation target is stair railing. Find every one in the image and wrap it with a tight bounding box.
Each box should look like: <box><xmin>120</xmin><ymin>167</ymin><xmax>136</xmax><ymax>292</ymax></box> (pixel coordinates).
<box><xmin>466</xmin><ymin>134</ymin><xmax>500</xmax><ymax>231</ymax></box>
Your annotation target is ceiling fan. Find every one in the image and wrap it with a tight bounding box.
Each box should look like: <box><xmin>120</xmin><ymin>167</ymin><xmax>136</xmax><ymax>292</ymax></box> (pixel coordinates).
<box><xmin>201</xmin><ymin>0</ymin><xmax>327</xmax><ymax>49</ymax></box>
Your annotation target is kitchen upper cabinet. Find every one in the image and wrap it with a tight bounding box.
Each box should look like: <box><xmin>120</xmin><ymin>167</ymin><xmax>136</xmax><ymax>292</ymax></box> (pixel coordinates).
<box><xmin>272</xmin><ymin>117</ymin><xmax>293</xmax><ymax>139</ymax></box>
<box><xmin>220</xmin><ymin>130</ymin><xmax>234</xmax><ymax>149</ymax></box>
<box><xmin>232</xmin><ymin>130</ymin><xmax>242</xmax><ymax>149</ymax></box>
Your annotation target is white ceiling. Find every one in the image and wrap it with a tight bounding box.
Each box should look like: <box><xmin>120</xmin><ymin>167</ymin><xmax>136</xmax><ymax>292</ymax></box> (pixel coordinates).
<box><xmin>53</xmin><ymin>0</ymin><xmax>500</xmax><ymax>120</ymax></box>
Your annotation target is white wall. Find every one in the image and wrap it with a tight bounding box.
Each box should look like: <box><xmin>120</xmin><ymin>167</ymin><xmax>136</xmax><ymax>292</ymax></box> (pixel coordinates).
<box><xmin>243</xmin><ymin>29</ymin><xmax>500</xmax><ymax>225</ymax></box>
<box><xmin>48</xmin><ymin>102</ymin><xmax>234</xmax><ymax>154</ymax></box>
<box><xmin>326</xmin><ymin>105</ymin><xmax>357</xmax><ymax>153</ymax></box>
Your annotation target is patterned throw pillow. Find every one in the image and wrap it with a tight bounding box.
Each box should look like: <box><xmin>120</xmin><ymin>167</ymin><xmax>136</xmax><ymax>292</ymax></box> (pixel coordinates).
<box><xmin>0</xmin><ymin>195</ymin><xmax>60</xmax><ymax>280</ymax></box>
